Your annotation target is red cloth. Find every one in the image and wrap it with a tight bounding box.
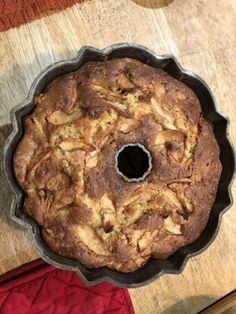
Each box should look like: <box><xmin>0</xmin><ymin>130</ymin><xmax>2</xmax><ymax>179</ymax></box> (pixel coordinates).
<box><xmin>0</xmin><ymin>0</ymin><xmax>86</xmax><ymax>32</ymax></box>
<box><xmin>0</xmin><ymin>259</ymin><xmax>135</xmax><ymax>314</ymax></box>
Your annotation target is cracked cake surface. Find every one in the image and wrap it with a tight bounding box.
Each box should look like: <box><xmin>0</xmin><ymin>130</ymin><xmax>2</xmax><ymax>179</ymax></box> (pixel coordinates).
<box><xmin>14</xmin><ymin>58</ymin><xmax>222</xmax><ymax>272</ymax></box>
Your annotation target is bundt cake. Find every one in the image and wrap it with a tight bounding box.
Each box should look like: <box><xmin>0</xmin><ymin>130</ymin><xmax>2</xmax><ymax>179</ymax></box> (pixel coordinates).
<box><xmin>14</xmin><ymin>58</ymin><xmax>222</xmax><ymax>272</ymax></box>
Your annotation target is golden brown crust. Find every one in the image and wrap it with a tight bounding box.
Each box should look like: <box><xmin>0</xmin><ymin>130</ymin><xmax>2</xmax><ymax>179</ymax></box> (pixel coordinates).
<box><xmin>14</xmin><ymin>58</ymin><xmax>222</xmax><ymax>272</ymax></box>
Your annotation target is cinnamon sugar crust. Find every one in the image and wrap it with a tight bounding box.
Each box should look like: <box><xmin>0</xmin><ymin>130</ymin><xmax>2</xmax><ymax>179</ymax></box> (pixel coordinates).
<box><xmin>14</xmin><ymin>58</ymin><xmax>222</xmax><ymax>272</ymax></box>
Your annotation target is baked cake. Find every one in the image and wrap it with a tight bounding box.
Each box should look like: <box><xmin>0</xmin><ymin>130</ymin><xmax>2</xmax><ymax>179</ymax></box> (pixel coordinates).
<box><xmin>14</xmin><ymin>58</ymin><xmax>222</xmax><ymax>272</ymax></box>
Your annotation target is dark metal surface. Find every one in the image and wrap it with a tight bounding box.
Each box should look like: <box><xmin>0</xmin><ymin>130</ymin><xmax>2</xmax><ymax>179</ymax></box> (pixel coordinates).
<box><xmin>3</xmin><ymin>43</ymin><xmax>235</xmax><ymax>288</ymax></box>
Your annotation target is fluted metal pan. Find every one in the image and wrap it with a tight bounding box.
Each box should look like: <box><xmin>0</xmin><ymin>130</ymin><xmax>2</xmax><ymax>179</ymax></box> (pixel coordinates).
<box><xmin>3</xmin><ymin>43</ymin><xmax>235</xmax><ymax>287</ymax></box>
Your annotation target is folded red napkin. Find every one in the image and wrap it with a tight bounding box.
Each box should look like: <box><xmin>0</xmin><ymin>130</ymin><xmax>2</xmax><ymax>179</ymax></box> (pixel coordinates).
<box><xmin>0</xmin><ymin>0</ymin><xmax>85</xmax><ymax>31</ymax></box>
<box><xmin>0</xmin><ymin>259</ymin><xmax>135</xmax><ymax>314</ymax></box>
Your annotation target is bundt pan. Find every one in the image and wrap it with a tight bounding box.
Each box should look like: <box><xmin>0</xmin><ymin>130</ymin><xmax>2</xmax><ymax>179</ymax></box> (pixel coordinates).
<box><xmin>3</xmin><ymin>43</ymin><xmax>235</xmax><ymax>288</ymax></box>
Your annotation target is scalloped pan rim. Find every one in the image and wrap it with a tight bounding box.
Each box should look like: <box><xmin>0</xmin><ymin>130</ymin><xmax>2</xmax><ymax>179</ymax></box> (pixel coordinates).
<box><xmin>3</xmin><ymin>43</ymin><xmax>235</xmax><ymax>288</ymax></box>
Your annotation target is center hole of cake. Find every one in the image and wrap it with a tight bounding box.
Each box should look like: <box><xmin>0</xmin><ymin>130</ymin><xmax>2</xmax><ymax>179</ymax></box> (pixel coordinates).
<box><xmin>116</xmin><ymin>143</ymin><xmax>152</xmax><ymax>182</ymax></box>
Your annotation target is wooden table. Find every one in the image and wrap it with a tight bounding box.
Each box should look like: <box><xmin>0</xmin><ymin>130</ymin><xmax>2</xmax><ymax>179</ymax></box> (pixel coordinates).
<box><xmin>0</xmin><ymin>0</ymin><xmax>235</xmax><ymax>313</ymax></box>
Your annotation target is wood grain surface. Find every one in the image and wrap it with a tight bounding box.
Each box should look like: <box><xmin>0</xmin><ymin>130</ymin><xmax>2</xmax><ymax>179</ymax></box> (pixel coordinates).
<box><xmin>0</xmin><ymin>0</ymin><xmax>235</xmax><ymax>313</ymax></box>
<box><xmin>201</xmin><ymin>290</ymin><xmax>236</xmax><ymax>314</ymax></box>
